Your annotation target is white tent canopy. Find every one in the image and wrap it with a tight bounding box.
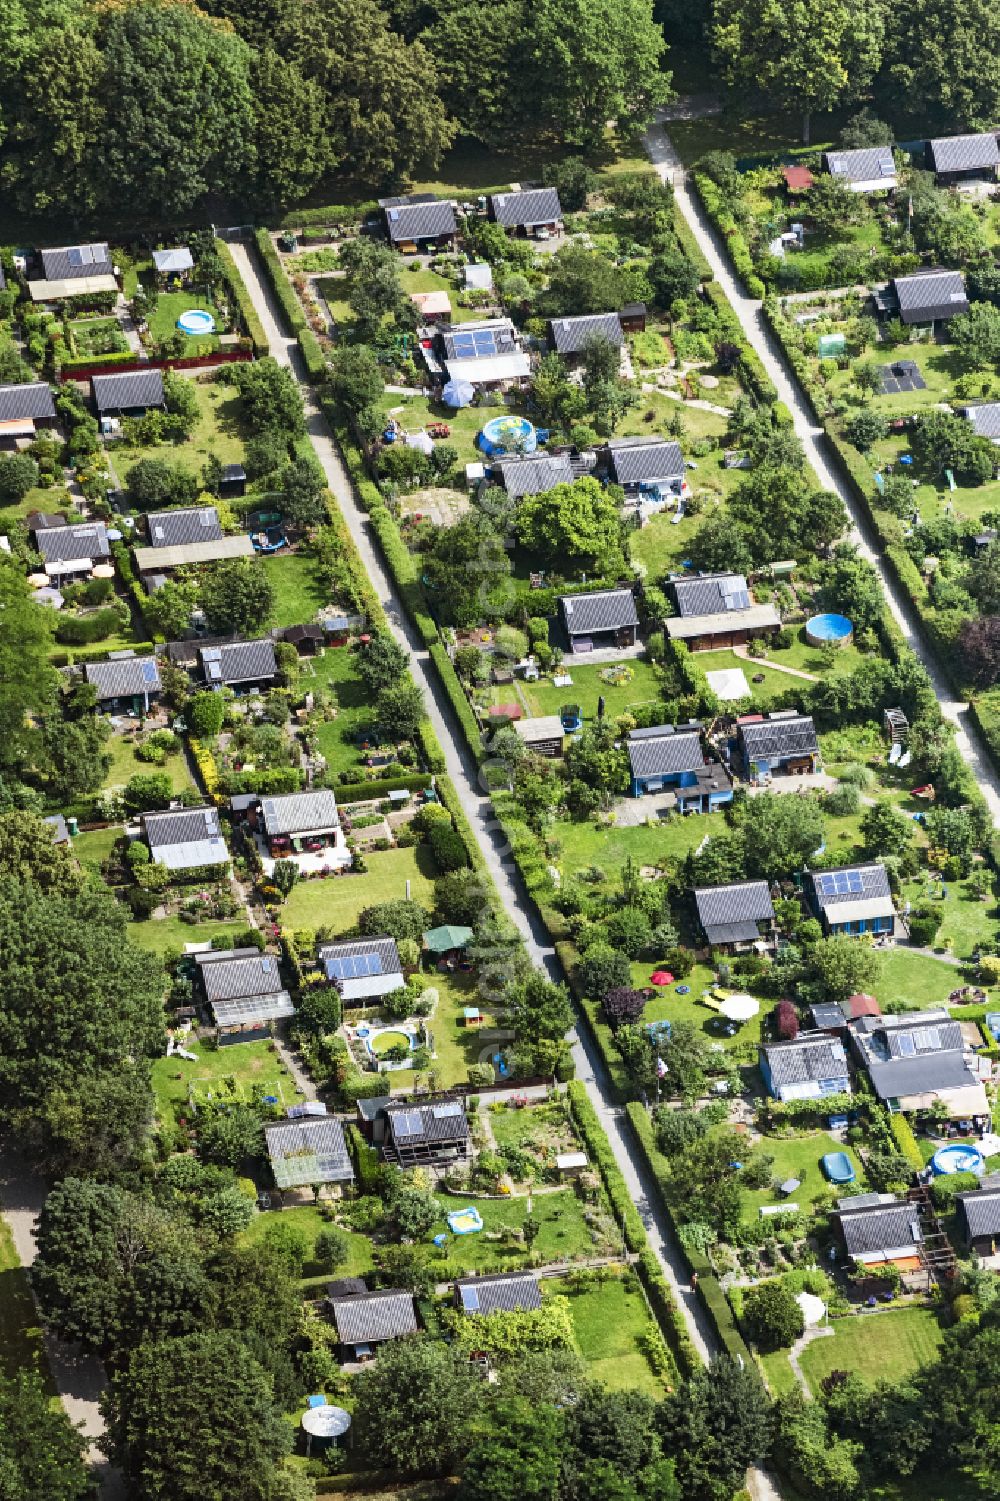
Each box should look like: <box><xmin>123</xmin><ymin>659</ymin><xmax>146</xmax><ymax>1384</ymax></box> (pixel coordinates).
<box><xmin>796</xmin><ymin>1291</ymin><xmax>826</xmax><ymax>1328</ymax></box>
<box><xmin>719</xmin><ymin>993</ymin><xmax>760</xmax><ymax>1022</ymax></box>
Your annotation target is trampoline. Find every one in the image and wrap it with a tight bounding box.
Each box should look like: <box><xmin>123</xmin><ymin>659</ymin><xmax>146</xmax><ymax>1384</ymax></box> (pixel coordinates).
<box><xmin>931</xmin><ymin>1144</ymin><xmax>984</xmax><ymax>1177</ymax></box>
<box><xmin>806</xmin><ymin>613</ymin><xmax>853</xmax><ymax>648</ymax></box>
<box><xmin>478</xmin><ymin>414</ymin><xmax>536</xmax><ymax>457</ymax></box>
<box><xmin>176</xmin><ymin>308</ymin><xmax>216</xmax><ymax>335</ymax></box>
<box><xmin>447</xmin><ymin>1205</ymin><xmax>484</xmax><ymax>1235</ymax></box>
<box><xmin>821</xmin><ymin>1150</ymin><xmax>856</xmax><ymax>1184</ymax></box>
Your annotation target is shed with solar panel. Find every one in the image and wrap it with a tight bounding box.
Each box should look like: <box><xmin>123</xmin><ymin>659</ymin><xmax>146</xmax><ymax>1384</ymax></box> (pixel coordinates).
<box><xmin>195</xmin><ymin>948</ymin><xmax>295</xmax><ymax>1043</ymax></box>
<box><xmin>83</xmin><ymin>653</ymin><xmax>161</xmax><ymax>714</ymax></box>
<box><xmin>318</xmin><ymin>936</ymin><xmax>405</xmax><ymax>1004</ymax></box>
<box><xmin>666</xmin><ymin>572</ymin><xmax>780</xmax><ymax>651</ymax></box>
<box><xmin>380</xmin><ymin>1097</ymin><xmax>470</xmax><ymax>1168</ymax></box>
<box><xmin>805</xmin><ymin>862</ymin><xmax>895</xmax><ymax>939</ymax></box>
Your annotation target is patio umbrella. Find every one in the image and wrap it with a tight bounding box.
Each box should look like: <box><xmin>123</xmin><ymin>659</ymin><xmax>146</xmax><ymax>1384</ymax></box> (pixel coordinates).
<box><xmin>719</xmin><ymin>993</ymin><xmax>760</xmax><ymax>1023</ymax></box>
<box><xmin>649</xmin><ymin>971</ymin><xmax>674</xmax><ymax>986</ymax></box>
<box><xmin>27</xmin><ymin>572</ymin><xmax>48</xmax><ymax>588</ymax></box>
<box><xmin>441</xmin><ymin>379</ymin><xmax>475</xmax><ymax>408</ymax></box>
<box><xmin>91</xmin><ymin>563</ymin><xmax>115</xmax><ymax>579</ymax></box>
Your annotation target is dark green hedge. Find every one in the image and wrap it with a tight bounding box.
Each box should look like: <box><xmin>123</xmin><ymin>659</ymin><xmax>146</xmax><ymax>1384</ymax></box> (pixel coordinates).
<box><xmin>253</xmin><ymin>227</ymin><xmax>306</xmax><ymax>334</ymax></box>
<box><xmin>216</xmin><ymin>240</ymin><xmax>269</xmax><ymax>357</ymax></box>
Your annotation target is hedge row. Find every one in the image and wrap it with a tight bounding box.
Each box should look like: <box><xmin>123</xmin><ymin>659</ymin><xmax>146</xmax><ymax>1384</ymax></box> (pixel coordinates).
<box><xmin>253</xmin><ymin>227</ymin><xmax>306</xmax><ymax>335</ymax></box>
<box><xmin>298</xmin><ymin>328</ymin><xmax>327</xmax><ymax>380</ymax></box>
<box><xmin>701</xmin><ymin>282</ymin><xmax>776</xmax><ymax>408</ymax></box>
<box><xmin>215</xmin><ymin>240</ymin><xmax>269</xmax><ymax>357</ymax></box>
<box><xmin>55</xmin><ymin>639</ymin><xmax>157</xmax><ymax>668</ymax></box>
<box><xmin>625</xmin><ymin>1103</ymin><xmax>754</xmax><ymax>1368</ymax></box>
<box><xmin>637</xmin><ymin>1248</ymin><xmax>699</xmax><ymax>1378</ymax></box>
<box><xmin>275</xmin><ymin>201</ymin><xmax>379</xmax><ymax>230</ymax></box>
<box><xmin>331</xmin><ymin>771</ymin><xmax>432</xmax><ymax>803</ymax></box>
<box><xmin>692</xmin><ymin>173</ymin><xmax>765</xmax><ymax>299</ymax></box>
<box><xmin>890</xmin><ymin>1113</ymin><xmax>925</xmax><ymax>1172</ymax></box>
<box><xmin>672</xmin><ymin>199</ymin><xmax>713</xmax><ymax>283</ymax></box>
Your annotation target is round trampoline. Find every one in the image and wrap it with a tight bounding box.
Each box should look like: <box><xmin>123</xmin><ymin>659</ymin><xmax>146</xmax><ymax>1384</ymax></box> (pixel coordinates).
<box><xmin>931</xmin><ymin>1144</ymin><xmax>985</xmax><ymax>1176</ymax></box>
<box><xmin>479</xmin><ymin>414</ymin><xmax>536</xmax><ymax>456</ymax></box>
<box><xmin>806</xmin><ymin>612</ymin><xmax>853</xmax><ymax>648</ymax></box>
<box><xmin>176</xmin><ymin>308</ymin><xmax>216</xmax><ymax>335</ymax></box>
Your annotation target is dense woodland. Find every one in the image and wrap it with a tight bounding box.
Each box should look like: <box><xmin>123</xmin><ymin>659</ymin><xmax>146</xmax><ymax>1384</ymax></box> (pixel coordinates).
<box><xmin>2</xmin><ymin>0</ymin><xmax>1000</xmax><ymax>224</ymax></box>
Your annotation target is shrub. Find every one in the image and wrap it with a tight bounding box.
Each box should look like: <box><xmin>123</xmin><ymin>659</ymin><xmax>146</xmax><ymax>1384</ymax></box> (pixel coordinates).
<box><xmin>428</xmin><ymin>819</ymin><xmax>469</xmax><ymax>872</ymax></box>
<box><xmin>742</xmin><ymin>1281</ymin><xmax>804</xmax><ymax>1351</ymax></box>
<box><xmin>775</xmin><ymin>1000</ymin><xmax>799</xmax><ymax>1040</ymax></box>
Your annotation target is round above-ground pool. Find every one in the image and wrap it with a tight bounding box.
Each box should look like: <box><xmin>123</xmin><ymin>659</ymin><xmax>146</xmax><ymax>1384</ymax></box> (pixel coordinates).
<box><xmin>176</xmin><ymin>308</ymin><xmax>216</xmax><ymax>335</ymax></box>
<box><xmin>931</xmin><ymin>1144</ymin><xmax>985</xmax><ymax>1176</ymax></box>
<box><xmin>479</xmin><ymin>414</ymin><xmax>536</xmax><ymax>456</ymax></box>
<box><xmin>806</xmin><ymin>612</ymin><xmax>854</xmax><ymax>648</ymax></box>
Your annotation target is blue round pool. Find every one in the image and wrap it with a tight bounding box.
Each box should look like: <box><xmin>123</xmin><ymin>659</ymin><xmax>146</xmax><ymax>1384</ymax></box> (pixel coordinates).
<box><xmin>176</xmin><ymin>308</ymin><xmax>216</xmax><ymax>335</ymax></box>
<box><xmin>806</xmin><ymin>613</ymin><xmax>853</xmax><ymax>647</ymax></box>
<box><xmin>479</xmin><ymin>414</ymin><xmax>536</xmax><ymax>456</ymax></box>
<box><xmin>931</xmin><ymin>1144</ymin><xmax>984</xmax><ymax>1176</ymax></box>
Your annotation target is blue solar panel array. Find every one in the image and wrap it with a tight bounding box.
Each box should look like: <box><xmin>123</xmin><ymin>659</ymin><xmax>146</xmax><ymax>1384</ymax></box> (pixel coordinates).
<box><xmin>817</xmin><ymin>869</ymin><xmax>864</xmax><ymax>897</ymax></box>
<box><xmin>326</xmin><ymin>951</ymin><xmax>384</xmax><ymax>980</ymax></box>
<box><xmin>141</xmin><ymin>659</ymin><xmax>158</xmax><ymax>684</ymax></box>
<box><xmin>449</xmin><ymin>329</ymin><xmax>499</xmax><ymax>360</ymax></box>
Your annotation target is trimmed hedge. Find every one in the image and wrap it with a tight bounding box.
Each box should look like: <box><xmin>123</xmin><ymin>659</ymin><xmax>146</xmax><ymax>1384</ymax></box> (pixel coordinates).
<box><xmin>253</xmin><ymin>227</ymin><xmax>306</xmax><ymax>334</ymax></box>
<box><xmin>672</xmin><ymin>200</ymin><xmax>712</xmax><ymax>283</ymax></box>
<box><xmin>638</xmin><ymin>1248</ymin><xmax>699</xmax><ymax>1378</ymax></box>
<box><xmin>275</xmin><ymin>201</ymin><xmax>379</xmax><ymax>230</ymax></box>
<box><xmin>692</xmin><ymin>173</ymin><xmax>765</xmax><ymax>299</ymax></box>
<box><xmin>216</xmin><ymin>240</ymin><xmax>269</xmax><ymax>357</ymax></box>
<box><xmin>890</xmin><ymin>1113</ymin><xmax>924</xmax><ymax>1173</ymax></box>
<box><xmin>298</xmin><ymin>328</ymin><xmax>327</xmax><ymax>381</ymax></box>
<box><xmin>333</xmin><ymin>772</ymin><xmax>433</xmax><ymax>803</ymax></box>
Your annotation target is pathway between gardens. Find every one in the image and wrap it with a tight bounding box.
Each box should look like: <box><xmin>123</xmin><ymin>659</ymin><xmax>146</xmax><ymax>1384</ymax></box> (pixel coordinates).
<box><xmin>227</xmin><ymin>238</ymin><xmax>720</xmax><ymax>1364</ymax></box>
<box><xmin>643</xmin><ymin>110</ymin><xmax>1000</xmax><ymax>827</ymax></box>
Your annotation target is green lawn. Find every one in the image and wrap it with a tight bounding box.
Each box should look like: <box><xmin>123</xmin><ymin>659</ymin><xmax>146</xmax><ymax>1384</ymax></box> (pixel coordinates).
<box><xmin>739</xmin><ymin>1132</ymin><xmax>867</xmax><ymax>1225</ymax></box>
<box><xmin>798</xmin><ymin>1307</ymin><xmax>945</xmax><ymax>1394</ymax></box>
<box><xmin>299</xmin><ymin>644</ymin><xmax>372</xmax><ymax>778</ymax></box>
<box><xmin>628</xmin><ymin>960</ymin><xmax>764</xmax><ymax>1053</ymax></box>
<box><xmin>430</xmin><ymin>1188</ymin><xmax>611</xmax><ymax>1272</ymax></box>
<box><xmin>900</xmin><ymin>873</ymin><xmax>1000</xmax><ymax>961</ymax></box>
<box><xmin>128</xmin><ymin>914</ymin><xmax>249</xmax><ymax>957</ymax></box>
<box><xmin>406</xmin><ymin>127</ymin><xmax>650</xmax><ymax>199</ymax></box>
<box><xmin>552</xmin><ymin>808</ymin><xmax>719</xmax><ymax>875</ymax></box>
<box><xmin>758</xmin><ymin>1347</ymin><xmax>801</xmax><ymax>1397</ymax></box>
<box><xmin>104</xmin><ymin>732</ymin><xmax>193</xmax><ymax>794</ymax></box>
<box><xmin>508</xmin><ymin>657</ymin><xmax>665</xmax><ymax>723</ymax></box>
<box><xmin>72</xmin><ymin>824</ymin><xmax>120</xmax><ymax>876</ymax></box>
<box><xmin>0</xmin><ymin>484</ymin><xmax>73</xmax><ymax>528</ymax></box>
<box><xmin>151</xmin><ymin>1037</ymin><xmax>301</xmax><ymax>1124</ymax></box>
<box><xmin>554</xmin><ymin>1273</ymin><xmax>669</xmax><ymax>1396</ymax></box>
<box><xmin>241</xmin><ymin>1204</ymin><xmax>374</xmax><ymax>1279</ymax></box>
<box><xmin>111</xmin><ymin>378</ymin><xmax>245</xmax><ymax>480</ymax></box>
<box><xmin>762</xmin><ymin>624</ymin><xmax>864</xmax><ymax>680</ymax></box>
<box><xmin>693</xmin><ymin>649</ymin><xmax>811</xmax><ymax>709</ymax></box>
<box><xmin>147</xmin><ymin>288</ymin><xmax>227</xmax><ymax>350</ymax></box>
<box><xmin>262</xmin><ymin>549</ymin><xmax>329</xmax><ymax>629</ymax></box>
<box><xmin>378</xmin><ymin>391</ymin><xmax>484</xmax><ymax>470</ymax></box>
<box><xmin>828</xmin><ymin>339</ymin><xmax>961</xmax><ymax>420</ymax></box>
<box><xmin>280</xmin><ymin>845</ymin><xmax>438</xmax><ymax>935</ymax></box>
<box><xmin>0</xmin><ymin>1218</ymin><xmax>53</xmax><ymax>1389</ymax></box>
<box><xmin>872</xmin><ymin>948</ymin><xmax>969</xmax><ymax>1010</ymax></box>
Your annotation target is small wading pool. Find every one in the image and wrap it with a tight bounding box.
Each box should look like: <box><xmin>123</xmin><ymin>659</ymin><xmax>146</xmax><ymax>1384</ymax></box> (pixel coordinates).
<box><xmin>805</xmin><ymin>612</ymin><xmax>853</xmax><ymax>648</ymax></box>
<box><xmin>931</xmin><ymin>1144</ymin><xmax>984</xmax><ymax>1176</ymax></box>
<box><xmin>479</xmin><ymin>414</ymin><xmax>536</xmax><ymax>456</ymax></box>
<box><xmin>176</xmin><ymin>308</ymin><xmax>216</xmax><ymax>335</ymax></box>
<box><xmin>447</xmin><ymin>1206</ymin><xmax>484</xmax><ymax>1235</ymax></box>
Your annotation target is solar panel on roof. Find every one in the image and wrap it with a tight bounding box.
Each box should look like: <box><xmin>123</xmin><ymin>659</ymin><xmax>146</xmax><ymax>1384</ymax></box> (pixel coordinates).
<box><xmin>896</xmin><ymin>1033</ymin><xmax>916</xmax><ymax>1056</ymax></box>
<box><xmin>461</xmin><ymin>1286</ymin><xmax>480</xmax><ymax>1311</ymax></box>
<box><xmin>67</xmin><ymin>246</ymin><xmax>83</xmax><ymax>267</ymax></box>
<box><xmin>451</xmin><ymin>332</ymin><xmax>477</xmax><ymax>358</ymax></box>
<box><xmin>141</xmin><ymin>660</ymin><xmax>158</xmax><ymax>683</ymax></box>
<box><xmin>432</xmin><ymin>1102</ymin><xmax>463</xmax><ymax>1119</ymax></box>
<box><xmin>473</xmin><ymin>329</ymin><xmax>497</xmax><ymax>356</ymax></box>
<box><xmin>915</xmin><ymin>1026</ymin><xmax>940</xmax><ymax>1050</ymax></box>
<box><xmin>327</xmin><ymin>952</ymin><xmax>383</xmax><ymax>980</ymax></box>
<box><xmin>392</xmin><ymin>1110</ymin><xmax>425</xmax><ymax>1138</ymax></box>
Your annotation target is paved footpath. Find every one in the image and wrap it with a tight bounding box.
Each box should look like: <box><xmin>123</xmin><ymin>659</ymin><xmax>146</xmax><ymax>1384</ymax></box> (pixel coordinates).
<box><xmin>227</xmin><ymin>239</ymin><xmax>719</xmax><ymax>1364</ymax></box>
<box><xmin>643</xmin><ymin>110</ymin><xmax>1000</xmax><ymax>828</ymax></box>
<box><xmin>0</xmin><ymin>1147</ymin><xmax>124</xmax><ymax>1499</ymax></box>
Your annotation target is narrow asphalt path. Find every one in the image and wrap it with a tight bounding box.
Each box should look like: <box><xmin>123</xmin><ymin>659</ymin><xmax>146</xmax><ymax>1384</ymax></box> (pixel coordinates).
<box><xmin>0</xmin><ymin>1147</ymin><xmax>123</xmax><ymax>1499</ymax></box>
<box><xmin>227</xmin><ymin>239</ymin><xmax>719</xmax><ymax>1364</ymax></box>
<box><xmin>644</xmin><ymin>112</ymin><xmax>1000</xmax><ymax>826</ymax></box>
